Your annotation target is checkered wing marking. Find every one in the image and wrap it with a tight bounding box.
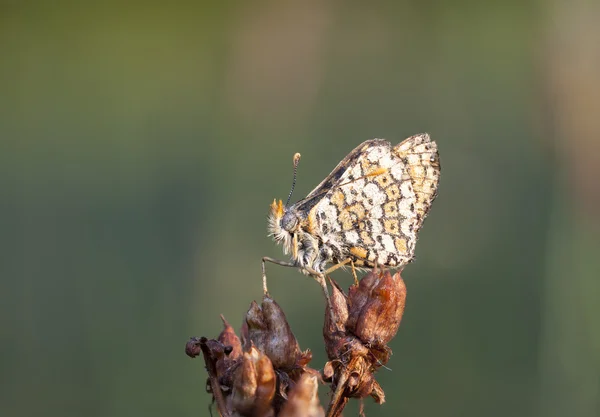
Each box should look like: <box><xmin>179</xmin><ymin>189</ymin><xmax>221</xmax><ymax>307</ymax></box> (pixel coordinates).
<box><xmin>292</xmin><ymin>139</ymin><xmax>388</xmax><ymax>215</ymax></box>
<box><xmin>312</xmin><ymin>134</ymin><xmax>440</xmax><ymax>268</ymax></box>
<box><xmin>393</xmin><ymin>133</ymin><xmax>440</xmax><ymax>233</ymax></box>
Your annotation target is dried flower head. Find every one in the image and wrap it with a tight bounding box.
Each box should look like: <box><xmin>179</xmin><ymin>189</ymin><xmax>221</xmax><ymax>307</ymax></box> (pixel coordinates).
<box><xmin>186</xmin><ymin>294</ymin><xmax>320</xmax><ymax>417</ymax></box>
<box><xmin>231</xmin><ymin>345</ymin><xmax>276</xmax><ymax>417</ymax></box>
<box><xmin>322</xmin><ymin>269</ymin><xmax>407</xmax><ymax>416</ymax></box>
<box><xmin>242</xmin><ymin>296</ymin><xmax>302</xmax><ymax>371</ymax></box>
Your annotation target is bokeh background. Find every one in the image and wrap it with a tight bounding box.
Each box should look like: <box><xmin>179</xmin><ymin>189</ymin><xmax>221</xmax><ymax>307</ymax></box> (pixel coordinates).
<box><xmin>2</xmin><ymin>1</ymin><xmax>599</xmax><ymax>416</ymax></box>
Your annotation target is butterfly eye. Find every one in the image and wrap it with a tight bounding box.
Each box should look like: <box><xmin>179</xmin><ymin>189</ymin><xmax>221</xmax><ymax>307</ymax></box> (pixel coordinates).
<box><xmin>281</xmin><ymin>211</ymin><xmax>298</xmax><ymax>232</ymax></box>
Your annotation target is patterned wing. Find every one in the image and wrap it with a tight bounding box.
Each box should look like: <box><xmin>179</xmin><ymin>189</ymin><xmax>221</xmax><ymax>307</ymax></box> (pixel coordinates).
<box><xmin>310</xmin><ymin>134</ymin><xmax>440</xmax><ymax>268</ymax></box>
<box><xmin>393</xmin><ymin>134</ymin><xmax>441</xmax><ymax>233</ymax></box>
<box><xmin>292</xmin><ymin>139</ymin><xmax>389</xmax><ymax>215</ymax></box>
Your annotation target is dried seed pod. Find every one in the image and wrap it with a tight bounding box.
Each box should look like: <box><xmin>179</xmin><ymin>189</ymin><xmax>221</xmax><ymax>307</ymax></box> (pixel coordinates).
<box><xmin>243</xmin><ymin>295</ymin><xmax>301</xmax><ymax>370</ymax></box>
<box><xmin>185</xmin><ymin>337</ymin><xmax>202</xmax><ymax>358</ymax></box>
<box><xmin>215</xmin><ymin>316</ymin><xmax>243</xmax><ymax>380</ymax></box>
<box><xmin>322</xmin><ymin>269</ymin><xmax>407</xmax><ymax>417</ymax></box>
<box><xmin>346</xmin><ymin>267</ymin><xmax>380</xmax><ymax>324</ymax></box>
<box><xmin>325</xmin><ymin>278</ymin><xmax>349</xmax><ymax>334</ymax></box>
<box><xmin>347</xmin><ymin>269</ymin><xmax>406</xmax><ymax>346</ymax></box>
<box><xmin>219</xmin><ymin>315</ymin><xmax>242</xmax><ymax>360</ymax></box>
<box><xmin>231</xmin><ymin>346</ymin><xmax>276</xmax><ymax>417</ymax></box>
<box><xmin>186</xmin><ymin>337</ymin><xmax>232</xmax><ymax>416</ymax></box>
<box><xmin>187</xmin><ymin>295</ymin><xmax>324</xmax><ymax>416</ymax></box>
<box><xmin>279</xmin><ymin>373</ymin><xmax>325</xmax><ymax>417</ymax></box>
<box><xmin>323</xmin><ymin>278</ymin><xmax>351</xmax><ymax>360</ymax></box>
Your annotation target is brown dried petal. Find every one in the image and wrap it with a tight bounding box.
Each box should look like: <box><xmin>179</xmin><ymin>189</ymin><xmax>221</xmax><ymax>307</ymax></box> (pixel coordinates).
<box><xmin>185</xmin><ymin>337</ymin><xmax>202</xmax><ymax>358</ymax></box>
<box><xmin>254</xmin><ymin>354</ymin><xmax>277</xmax><ymax>411</ymax></box>
<box><xmin>348</xmin><ymin>270</ymin><xmax>406</xmax><ymax>346</ymax></box>
<box><xmin>213</xmin><ymin>316</ymin><xmax>243</xmax><ymax>379</ymax></box>
<box><xmin>370</xmin><ymin>380</ymin><xmax>385</xmax><ymax>404</ymax></box>
<box><xmin>244</xmin><ymin>295</ymin><xmax>300</xmax><ymax>370</ymax></box>
<box><xmin>348</xmin><ymin>370</ymin><xmax>375</xmax><ymax>399</ymax></box>
<box><xmin>219</xmin><ymin>315</ymin><xmax>242</xmax><ymax>360</ymax></box>
<box><xmin>346</xmin><ymin>268</ymin><xmax>381</xmax><ymax>329</ymax></box>
<box><xmin>231</xmin><ymin>346</ymin><xmax>276</xmax><ymax>417</ymax></box>
<box><xmin>324</xmin><ymin>340</ymin><xmax>389</xmax><ymax>415</ymax></box>
<box><xmin>196</xmin><ymin>338</ymin><xmax>232</xmax><ymax>381</ymax></box>
<box><xmin>325</xmin><ymin>278</ymin><xmax>349</xmax><ymax>333</ymax></box>
<box><xmin>279</xmin><ymin>373</ymin><xmax>325</xmax><ymax>417</ymax></box>
<box><xmin>232</xmin><ymin>355</ymin><xmax>258</xmax><ymax>414</ymax></box>
<box><xmin>189</xmin><ymin>337</ymin><xmax>232</xmax><ymax>415</ymax></box>
<box><xmin>283</xmin><ymin>349</ymin><xmax>314</xmax><ymax>386</ymax></box>
<box><xmin>323</xmin><ymin>278</ymin><xmax>350</xmax><ymax>360</ymax></box>
<box><xmin>296</xmin><ymin>349</ymin><xmax>313</xmax><ymax>368</ymax></box>
<box><xmin>335</xmin><ymin>356</ymin><xmax>380</xmax><ymax>400</ymax></box>
<box><xmin>322</xmin><ymin>361</ymin><xmax>335</xmax><ymax>381</ymax></box>
<box><xmin>243</xmin><ymin>301</ymin><xmax>267</xmax><ymax>349</ymax></box>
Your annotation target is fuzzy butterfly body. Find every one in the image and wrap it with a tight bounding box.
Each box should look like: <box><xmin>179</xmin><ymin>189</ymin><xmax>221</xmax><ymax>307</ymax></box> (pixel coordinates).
<box><xmin>268</xmin><ymin>133</ymin><xmax>440</xmax><ymax>277</ymax></box>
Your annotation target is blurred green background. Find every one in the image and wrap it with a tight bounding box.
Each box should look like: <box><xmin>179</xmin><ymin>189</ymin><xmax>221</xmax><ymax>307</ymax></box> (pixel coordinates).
<box><xmin>2</xmin><ymin>1</ymin><xmax>599</xmax><ymax>416</ymax></box>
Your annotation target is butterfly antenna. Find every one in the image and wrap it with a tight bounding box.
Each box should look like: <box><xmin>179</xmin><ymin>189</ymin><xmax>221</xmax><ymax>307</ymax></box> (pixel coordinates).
<box><xmin>285</xmin><ymin>153</ymin><xmax>301</xmax><ymax>207</ymax></box>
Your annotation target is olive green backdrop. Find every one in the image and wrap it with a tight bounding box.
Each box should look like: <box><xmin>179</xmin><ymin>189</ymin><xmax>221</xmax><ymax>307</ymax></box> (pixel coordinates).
<box><xmin>2</xmin><ymin>1</ymin><xmax>599</xmax><ymax>417</ymax></box>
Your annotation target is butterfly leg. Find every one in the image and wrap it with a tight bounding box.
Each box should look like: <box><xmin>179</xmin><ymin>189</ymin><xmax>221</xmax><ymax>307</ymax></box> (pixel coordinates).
<box><xmin>316</xmin><ymin>274</ymin><xmax>331</xmax><ymax>307</ymax></box>
<box><xmin>303</xmin><ymin>266</ymin><xmax>333</xmax><ymax>309</ymax></box>
<box><xmin>314</xmin><ymin>273</ymin><xmax>338</xmax><ymax>325</ymax></box>
<box><xmin>262</xmin><ymin>259</ymin><xmax>334</xmax><ymax>322</ymax></box>
<box><xmin>322</xmin><ymin>257</ymin><xmax>353</xmax><ymax>276</ymax></box>
<box><xmin>350</xmin><ymin>260</ymin><xmax>358</xmax><ymax>285</ymax></box>
<box><xmin>262</xmin><ymin>256</ymin><xmax>297</xmax><ymax>295</ymax></box>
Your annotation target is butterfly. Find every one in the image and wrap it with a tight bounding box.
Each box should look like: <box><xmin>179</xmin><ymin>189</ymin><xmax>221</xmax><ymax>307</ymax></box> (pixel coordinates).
<box><xmin>263</xmin><ymin>133</ymin><xmax>440</xmax><ymax>302</ymax></box>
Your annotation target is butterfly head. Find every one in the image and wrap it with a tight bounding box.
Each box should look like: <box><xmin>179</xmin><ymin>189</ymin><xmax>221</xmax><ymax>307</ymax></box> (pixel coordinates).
<box><xmin>268</xmin><ymin>199</ymin><xmax>302</xmax><ymax>256</ymax></box>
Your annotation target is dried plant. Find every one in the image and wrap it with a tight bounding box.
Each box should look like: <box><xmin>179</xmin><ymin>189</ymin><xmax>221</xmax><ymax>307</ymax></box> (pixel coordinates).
<box><xmin>185</xmin><ymin>268</ymin><xmax>407</xmax><ymax>416</ymax></box>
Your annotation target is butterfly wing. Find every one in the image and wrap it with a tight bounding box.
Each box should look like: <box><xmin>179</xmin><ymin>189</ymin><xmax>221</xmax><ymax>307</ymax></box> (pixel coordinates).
<box><xmin>393</xmin><ymin>133</ymin><xmax>441</xmax><ymax>233</ymax></box>
<box><xmin>291</xmin><ymin>139</ymin><xmax>389</xmax><ymax>215</ymax></box>
<box><xmin>309</xmin><ymin>134</ymin><xmax>440</xmax><ymax>268</ymax></box>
